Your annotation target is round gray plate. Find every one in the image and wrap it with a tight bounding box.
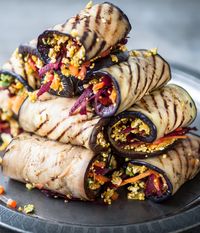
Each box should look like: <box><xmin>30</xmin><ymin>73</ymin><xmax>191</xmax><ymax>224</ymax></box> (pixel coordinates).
<box><xmin>0</xmin><ymin>65</ymin><xmax>200</xmax><ymax>233</ymax></box>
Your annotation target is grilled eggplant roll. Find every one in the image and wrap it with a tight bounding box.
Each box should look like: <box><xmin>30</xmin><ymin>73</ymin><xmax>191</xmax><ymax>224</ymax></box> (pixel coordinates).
<box><xmin>39</xmin><ymin>50</ymin><xmax>129</xmax><ymax>98</ymax></box>
<box><xmin>37</xmin><ymin>2</ymin><xmax>131</xmax><ymax>95</ymax></box>
<box><xmin>2</xmin><ymin>39</ymin><xmax>43</xmax><ymax>90</ymax></box>
<box><xmin>116</xmin><ymin>135</ymin><xmax>200</xmax><ymax>202</ymax></box>
<box><xmin>0</xmin><ymin>69</ymin><xmax>31</xmax><ymax>150</ymax></box>
<box><xmin>107</xmin><ymin>84</ymin><xmax>197</xmax><ymax>158</ymax></box>
<box><xmin>18</xmin><ymin>93</ymin><xmax>109</xmax><ymax>152</ymax></box>
<box><xmin>2</xmin><ymin>133</ymin><xmax>117</xmax><ymax>201</ymax></box>
<box><xmin>69</xmin><ymin>49</ymin><xmax>171</xmax><ymax>117</ymax></box>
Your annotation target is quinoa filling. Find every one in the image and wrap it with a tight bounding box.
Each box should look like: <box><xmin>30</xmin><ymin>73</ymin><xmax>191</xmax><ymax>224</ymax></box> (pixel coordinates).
<box><xmin>38</xmin><ymin>34</ymin><xmax>128</xmax><ymax>96</ymax></box>
<box><xmin>69</xmin><ymin>75</ymin><xmax>117</xmax><ymax>115</ymax></box>
<box><xmin>110</xmin><ymin>117</ymin><xmax>190</xmax><ymax>153</ymax></box>
<box><xmin>87</xmin><ymin>151</ymin><xmax>118</xmax><ymax>200</ymax></box>
<box><xmin>41</xmin><ymin>34</ymin><xmax>87</xmax><ymax>79</ymax></box>
<box><xmin>23</xmin><ymin>54</ymin><xmax>43</xmax><ymax>89</ymax></box>
<box><xmin>121</xmin><ymin>163</ymin><xmax>169</xmax><ymax>200</ymax></box>
<box><xmin>96</xmin><ymin>131</ymin><xmax>110</xmax><ymax>149</ymax></box>
<box><xmin>0</xmin><ymin>73</ymin><xmax>26</xmax><ymax>149</ymax></box>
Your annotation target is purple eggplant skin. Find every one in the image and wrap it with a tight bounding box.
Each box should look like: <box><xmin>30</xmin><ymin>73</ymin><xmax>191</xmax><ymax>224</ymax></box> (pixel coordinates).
<box><xmin>86</xmin><ymin>51</ymin><xmax>129</xmax><ymax>77</ymax></box>
<box><xmin>87</xmin><ymin>71</ymin><xmax>121</xmax><ymax>117</ymax></box>
<box><xmin>89</xmin><ymin>118</ymin><xmax>111</xmax><ymax>153</ymax></box>
<box><xmin>37</xmin><ymin>30</ymin><xmax>66</xmax><ymax>64</ymax></box>
<box><xmin>84</xmin><ymin>152</ymin><xmax>115</xmax><ymax>200</ymax></box>
<box><xmin>107</xmin><ymin>111</ymin><xmax>173</xmax><ymax>159</ymax></box>
<box><xmin>40</xmin><ymin>51</ymin><xmax>129</xmax><ymax>98</ymax></box>
<box><xmin>44</xmin><ymin>71</ymin><xmax>81</xmax><ymax>98</ymax></box>
<box><xmin>84</xmin><ymin>154</ymin><xmax>102</xmax><ymax>200</ymax></box>
<box><xmin>18</xmin><ymin>45</ymin><xmax>44</xmax><ymax>62</ymax></box>
<box><xmin>110</xmin><ymin>139</ymin><xmax>180</xmax><ymax>159</ymax></box>
<box><xmin>0</xmin><ymin>70</ymin><xmax>33</xmax><ymax>92</ymax></box>
<box><xmin>108</xmin><ymin>111</ymin><xmax>157</xmax><ymax>142</ymax></box>
<box><xmin>126</xmin><ymin>161</ymin><xmax>173</xmax><ymax>202</ymax></box>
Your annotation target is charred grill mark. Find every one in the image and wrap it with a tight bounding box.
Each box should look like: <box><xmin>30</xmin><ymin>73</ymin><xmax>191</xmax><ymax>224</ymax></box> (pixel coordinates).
<box><xmin>166</xmin><ymin>87</ymin><xmax>177</xmax><ymax>130</ymax></box>
<box><xmin>123</xmin><ymin>62</ymin><xmax>133</xmax><ymax>106</ymax></box>
<box><xmin>39</xmin><ymin>109</ymin><xmax>46</xmax><ymax>115</ymax></box>
<box><xmin>138</xmin><ymin>98</ymin><xmax>152</xmax><ymax>113</ymax></box>
<box><xmin>56</xmin><ymin>126</ymin><xmax>72</xmax><ymax>142</ymax></box>
<box><xmin>177</xmin><ymin>106</ymin><xmax>185</xmax><ymax>129</ymax></box>
<box><xmin>93</xmin><ymin>40</ymin><xmax>106</xmax><ymax>58</ymax></box>
<box><xmin>146</xmin><ymin>55</ymin><xmax>156</xmax><ymax>92</ymax></box>
<box><xmin>151</xmin><ymin>93</ymin><xmax>162</xmax><ymax>124</ymax></box>
<box><xmin>172</xmin><ymin>102</ymin><xmax>178</xmax><ymax>129</ymax></box>
<box><xmin>158</xmin><ymin>157</ymin><xmax>164</xmax><ymax>166</ymax></box>
<box><xmin>118</xmin><ymin>63</ymin><xmax>124</xmax><ymax>74</ymax></box>
<box><xmin>71</xmin><ymin>18</ymin><xmax>78</xmax><ymax>30</ymax></box>
<box><xmin>155</xmin><ymin>62</ymin><xmax>165</xmax><ymax>89</ymax></box>
<box><xmin>35</xmin><ymin>118</ymin><xmax>49</xmax><ymax>132</ymax></box>
<box><xmin>45</xmin><ymin>119</ymin><xmax>65</xmax><ymax>136</ymax></box>
<box><xmin>112</xmin><ymin>10</ymin><xmax>122</xmax><ymax>37</ymax></box>
<box><xmin>134</xmin><ymin>62</ymin><xmax>140</xmax><ymax>95</ymax></box>
<box><xmin>87</xmin><ymin>33</ymin><xmax>97</xmax><ymax>52</ymax></box>
<box><xmin>81</xmin><ymin>16</ymin><xmax>90</xmax><ymax>44</ymax></box>
<box><xmin>95</xmin><ymin>4</ymin><xmax>102</xmax><ymax>25</ymax></box>
<box><xmin>168</xmin><ymin>152</ymin><xmax>176</xmax><ymax>177</ymax></box>
<box><xmin>183</xmin><ymin>144</ymin><xmax>189</xmax><ymax>180</ymax></box>
<box><xmin>118</xmin><ymin>10</ymin><xmax>123</xmax><ymax>21</ymax></box>
<box><xmin>56</xmin><ymin>118</ymin><xmax>91</xmax><ymax>142</ymax></box>
<box><xmin>81</xmin><ymin>30</ymin><xmax>89</xmax><ymax>43</ymax></box>
<box><xmin>107</xmin><ymin>5</ymin><xmax>113</xmax><ymax>24</ymax></box>
<box><xmin>85</xmin><ymin>16</ymin><xmax>90</xmax><ymax>29</ymax></box>
<box><xmin>70</xmin><ymin>123</ymin><xmax>96</xmax><ymax>141</ymax></box>
<box><xmin>160</xmin><ymin>90</ymin><xmax>170</xmax><ymax>132</ymax></box>
<box><xmin>187</xmin><ymin>139</ymin><xmax>195</xmax><ymax>179</ymax></box>
<box><xmin>174</xmin><ymin>146</ymin><xmax>183</xmax><ymax>184</ymax></box>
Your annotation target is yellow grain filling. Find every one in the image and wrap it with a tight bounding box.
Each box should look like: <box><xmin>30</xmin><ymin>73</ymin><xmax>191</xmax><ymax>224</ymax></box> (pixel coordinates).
<box><xmin>44</xmin><ymin>33</ymin><xmax>85</xmax><ymax>71</ymax></box>
<box><xmin>43</xmin><ymin>72</ymin><xmax>64</xmax><ymax>93</ymax></box>
<box><xmin>125</xmin><ymin>164</ymin><xmax>168</xmax><ymax>201</ymax></box>
<box><xmin>111</xmin><ymin>118</ymin><xmax>177</xmax><ymax>153</ymax></box>
<box><xmin>0</xmin><ymin>74</ymin><xmax>26</xmax><ymax>150</ymax></box>
<box><xmin>111</xmin><ymin>118</ymin><xmax>150</xmax><ymax>142</ymax></box>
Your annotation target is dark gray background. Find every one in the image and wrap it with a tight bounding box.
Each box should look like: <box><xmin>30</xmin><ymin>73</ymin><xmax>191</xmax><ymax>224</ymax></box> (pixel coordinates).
<box><xmin>0</xmin><ymin>0</ymin><xmax>200</xmax><ymax>72</ymax></box>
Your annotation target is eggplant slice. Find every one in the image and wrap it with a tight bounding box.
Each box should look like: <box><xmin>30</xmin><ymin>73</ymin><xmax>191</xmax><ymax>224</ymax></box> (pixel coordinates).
<box><xmin>18</xmin><ymin>92</ymin><xmax>110</xmax><ymax>152</ymax></box>
<box><xmin>2</xmin><ymin>133</ymin><xmax>116</xmax><ymax>201</ymax></box>
<box><xmin>37</xmin><ymin>2</ymin><xmax>131</xmax><ymax>65</ymax></box>
<box><xmin>107</xmin><ymin>84</ymin><xmax>197</xmax><ymax>158</ymax></box>
<box><xmin>2</xmin><ymin>39</ymin><xmax>43</xmax><ymax>90</ymax></box>
<box><xmin>120</xmin><ymin>134</ymin><xmax>200</xmax><ymax>202</ymax></box>
<box><xmin>41</xmin><ymin>51</ymin><xmax>129</xmax><ymax>98</ymax></box>
<box><xmin>36</xmin><ymin>2</ymin><xmax>131</xmax><ymax>98</ymax></box>
<box><xmin>0</xmin><ymin>70</ymin><xmax>33</xmax><ymax>92</ymax></box>
<box><xmin>70</xmin><ymin>49</ymin><xmax>171</xmax><ymax>117</ymax></box>
<box><xmin>37</xmin><ymin>2</ymin><xmax>131</xmax><ymax>97</ymax></box>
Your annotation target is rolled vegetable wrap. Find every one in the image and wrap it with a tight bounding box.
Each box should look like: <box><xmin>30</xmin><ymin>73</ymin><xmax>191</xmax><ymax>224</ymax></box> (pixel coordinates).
<box><xmin>69</xmin><ymin>49</ymin><xmax>171</xmax><ymax>117</ymax></box>
<box><xmin>18</xmin><ymin>93</ymin><xmax>109</xmax><ymax>152</ymax></box>
<box><xmin>37</xmin><ymin>2</ymin><xmax>131</xmax><ymax>82</ymax></box>
<box><xmin>2</xmin><ymin>39</ymin><xmax>43</xmax><ymax>90</ymax></box>
<box><xmin>0</xmin><ymin>69</ymin><xmax>30</xmax><ymax>150</ymax></box>
<box><xmin>115</xmin><ymin>134</ymin><xmax>200</xmax><ymax>202</ymax></box>
<box><xmin>39</xmin><ymin>50</ymin><xmax>129</xmax><ymax>98</ymax></box>
<box><xmin>2</xmin><ymin>133</ymin><xmax>117</xmax><ymax>201</ymax></box>
<box><xmin>107</xmin><ymin>84</ymin><xmax>197</xmax><ymax>158</ymax></box>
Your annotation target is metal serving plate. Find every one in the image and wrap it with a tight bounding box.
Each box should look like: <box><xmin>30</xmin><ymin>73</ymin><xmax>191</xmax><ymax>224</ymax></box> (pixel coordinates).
<box><xmin>0</xmin><ymin>65</ymin><xmax>200</xmax><ymax>233</ymax></box>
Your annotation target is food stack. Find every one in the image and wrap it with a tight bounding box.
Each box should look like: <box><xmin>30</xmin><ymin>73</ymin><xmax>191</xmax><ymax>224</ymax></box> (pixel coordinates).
<box><xmin>0</xmin><ymin>2</ymin><xmax>199</xmax><ymax>205</ymax></box>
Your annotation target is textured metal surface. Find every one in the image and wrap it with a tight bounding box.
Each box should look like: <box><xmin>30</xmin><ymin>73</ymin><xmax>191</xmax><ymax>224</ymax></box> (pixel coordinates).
<box><xmin>0</xmin><ymin>66</ymin><xmax>200</xmax><ymax>233</ymax></box>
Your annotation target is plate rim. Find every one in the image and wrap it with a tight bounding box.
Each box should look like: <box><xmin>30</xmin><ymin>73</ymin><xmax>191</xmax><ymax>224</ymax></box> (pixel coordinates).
<box><xmin>0</xmin><ymin>64</ymin><xmax>200</xmax><ymax>233</ymax></box>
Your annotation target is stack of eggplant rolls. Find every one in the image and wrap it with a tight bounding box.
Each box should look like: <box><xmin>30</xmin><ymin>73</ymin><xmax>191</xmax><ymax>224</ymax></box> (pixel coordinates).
<box><xmin>1</xmin><ymin>2</ymin><xmax>200</xmax><ymax>205</ymax></box>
